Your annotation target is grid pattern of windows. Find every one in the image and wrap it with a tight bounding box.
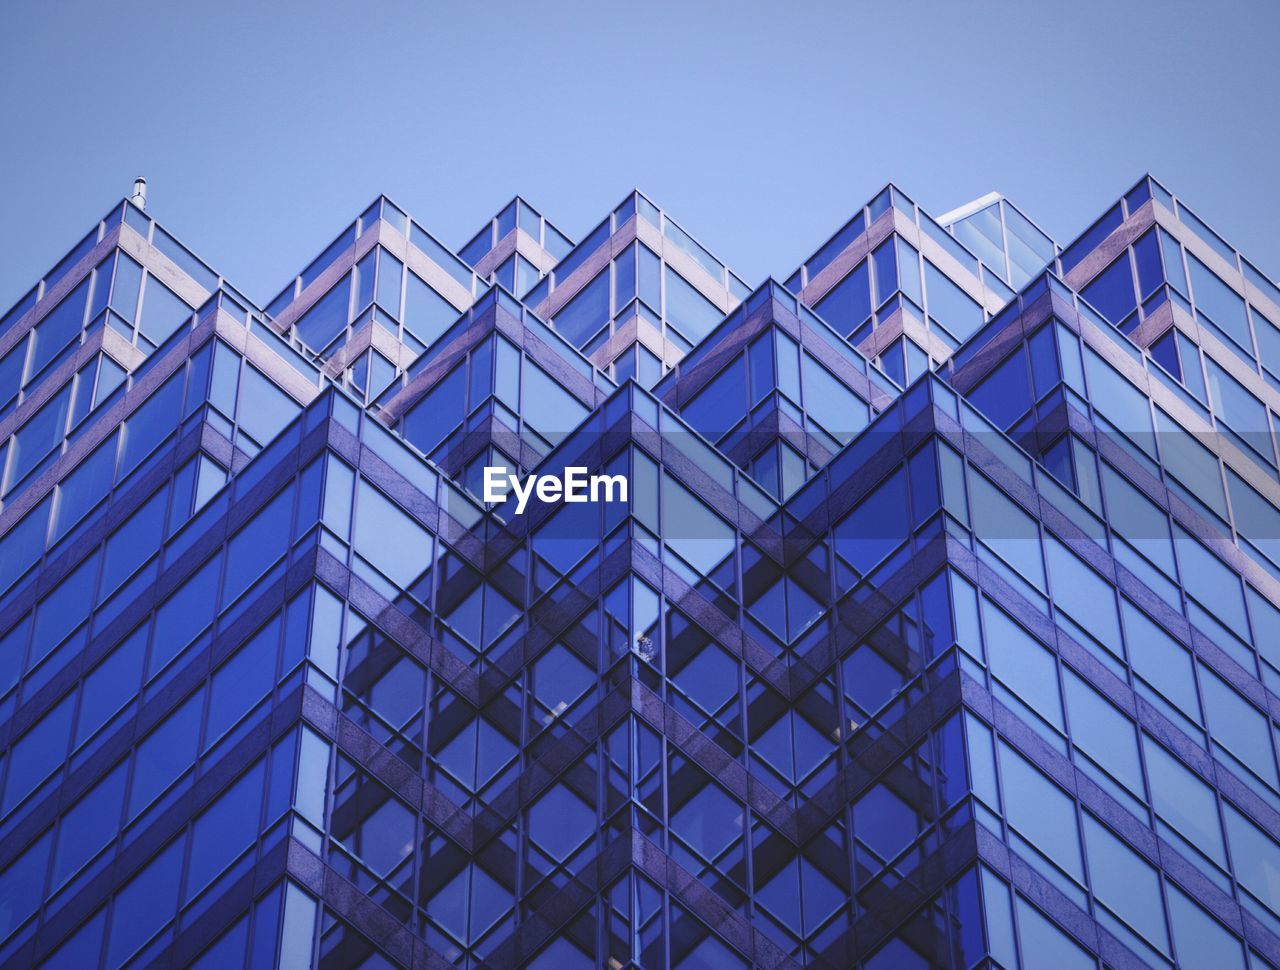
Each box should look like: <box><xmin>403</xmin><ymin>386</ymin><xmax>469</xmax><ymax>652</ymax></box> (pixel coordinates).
<box><xmin>1</xmin><ymin>177</ymin><xmax>1280</xmax><ymax>968</ymax></box>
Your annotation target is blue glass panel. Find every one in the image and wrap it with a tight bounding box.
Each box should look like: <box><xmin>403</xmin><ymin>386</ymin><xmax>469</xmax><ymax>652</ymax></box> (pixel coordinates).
<box><xmin>814</xmin><ymin>261</ymin><xmax>871</xmax><ymax>336</ymax></box>
<box><xmin>9</xmin><ymin>381</ymin><xmax>71</xmax><ymax>487</ymax></box>
<box><xmin>186</xmin><ymin>760</ymin><xmax>266</xmax><ymax>899</ymax></box>
<box><xmin>75</xmin><ymin>624</ymin><xmax>146</xmax><ymax>747</ymax></box>
<box><xmin>664</xmin><ymin>266</ymin><xmax>721</xmax><ymax>343</ymax></box>
<box><xmin>29</xmin><ymin>278</ymin><xmax>89</xmax><ymax>379</ymax></box>
<box><xmin>872</xmin><ymin>237</ymin><xmax>898</xmax><ymax>305</ymax></box>
<box><xmin>53</xmin><ymin>761</ymin><xmax>127</xmax><ymax>887</ymax></box>
<box><xmin>2</xmin><ymin>692</ymin><xmax>73</xmax><ymax>811</ymax></box>
<box><xmin>1167</xmin><ymin>884</ymin><xmax>1246</xmax><ymax>970</ymax></box>
<box><xmin>294</xmin><ymin>274</ymin><xmax>351</xmax><ymax>352</ymax></box>
<box><xmin>1133</xmin><ymin>230</ymin><xmax>1163</xmax><ymax>298</ymax></box>
<box><xmin>1188</xmin><ymin>252</ymin><xmax>1251</xmax><ymax>351</ymax></box>
<box><xmin>403</xmin><ymin>364</ymin><xmax>465</xmax><ymax>455</ymax></box>
<box><xmin>1081</xmin><ymin>814</ymin><xmax>1168</xmax><ymax>954</ymax></box>
<box><xmin>119</xmin><ymin>371</ymin><xmax>183</xmax><ymax>476</ymax></box>
<box><xmin>553</xmin><ymin>269</ymin><xmax>610</xmax><ymax>347</ymax></box>
<box><xmin>924</xmin><ymin>260</ymin><xmax>983</xmax><ymax>340</ymax></box>
<box><xmin>105</xmin><ymin>838</ymin><xmax>182</xmax><ymax>965</ymax></box>
<box><xmin>138</xmin><ymin>276</ymin><xmax>192</xmax><ymax>345</ymax></box>
<box><xmin>100</xmin><ymin>486</ymin><xmax>166</xmax><ymax>597</ymax></box>
<box><xmin>150</xmin><ymin>556</ymin><xmax>220</xmax><ymax>674</ymax></box>
<box><xmin>1014</xmin><ymin>896</ymin><xmax>1093</xmax><ymax>970</ymax></box>
<box><xmin>376</xmin><ymin>250</ymin><xmax>403</xmax><ymax>317</ymax></box>
<box><xmin>223</xmin><ymin>486</ymin><xmax>293</xmax><ymax>604</ymax></box>
<box><xmin>0</xmin><ymin>831</ymin><xmax>51</xmax><ymax>940</ymax></box>
<box><xmin>982</xmin><ymin>599</ymin><xmax>1062</xmax><ymax>730</ymax></box>
<box><xmin>237</xmin><ymin>363</ymin><xmax>299</xmax><ymax>446</ymax></box>
<box><xmin>354</xmin><ymin>479</ymin><xmax>432</xmax><ymax>589</ymax></box>
<box><xmin>834</xmin><ymin>468</ymin><xmax>908</xmax><ymax>575</ymax></box>
<box><xmin>404</xmin><ymin>271</ymin><xmax>457</xmax><ymax>349</ymax></box>
<box><xmin>1081</xmin><ymin>254</ymin><xmax>1136</xmax><ymax>325</ymax></box>
<box><xmin>683</xmin><ymin>356</ymin><xmax>745</xmax><ymax>438</ymax></box>
<box><xmin>521</xmin><ymin>359</ymin><xmax>587</xmax><ymax>437</ymax></box>
<box><xmin>129</xmin><ymin>694</ymin><xmax>201</xmax><ymax>816</ymax></box>
<box><xmin>968</xmin><ymin>349</ymin><xmax>1031</xmax><ymax>427</ymax></box>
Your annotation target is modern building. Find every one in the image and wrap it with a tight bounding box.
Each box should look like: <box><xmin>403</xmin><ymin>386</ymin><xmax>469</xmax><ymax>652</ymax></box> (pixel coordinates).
<box><xmin>0</xmin><ymin>174</ymin><xmax>1278</xmax><ymax>969</ymax></box>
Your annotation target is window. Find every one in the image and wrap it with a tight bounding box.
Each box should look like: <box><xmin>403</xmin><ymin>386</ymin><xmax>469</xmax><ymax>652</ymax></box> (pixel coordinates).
<box><xmin>151</xmin><ymin>556</ymin><xmax>220</xmax><ymax>674</ymax></box>
<box><xmin>236</xmin><ymin>363</ymin><xmax>299</xmax><ymax>447</ymax></box>
<box><xmin>1124</xmin><ymin>601</ymin><xmax>1200</xmax><ymax>721</ymax></box>
<box><xmin>1167</xmin><ymin>884</ymin><xmax>1246</xmax><ymax>970</ymax></box>
<box><xmin>295</xmin><ymin>274</ymin><xmax>351</xmax><ymax>351</ymax></box>
<box><xmin>968</xmin><ymin>349</ymin><xmax>1031</xmax><ymax>427</ymax></box>
<box><xmin>1045</xmin><ymin>536</ymin><xmax>1121</xmax><ymax>652</ymax></box>
<box><xmin>100</xmin><ymin>486</ymin><xmax>166</xmax><ymax>596</ymax></box>
<box><xmin>129</xmin><ymin>694</ymin><xmax>201</xmax><ymax>817</ymax></box>
<box><xmin>1174</xmin><ymin>526</ymin><xmax>1248</xmax><ymax>637</ymax></box>
<box><xmin>1188</xmin><ymin>253</ymin><xmax>1251</xmax><ymax>351</ymax></box>
<box><xmin>1081</xmin><ymin>254</ymin><xmax>1135</xmax><ymax>325</ymax></box>
<box><xmin>683</xmin><ymin>355</ymin><xmax>745</xmax><ymax>438</ymax></box>
<box><xmin>53</xmin><ymin>761</ymin><xmax>127</xmax><ymax>887</ymax></box>
<box><xmin>664</xmin><ymin>266</ymin><xmax>721</xmax><ymax>343</ymax></box>
<box><xmin>110</xmin><ymin>252</ymin><xmax>144</xmax><ymax>322</ymax></box>
<box><xmin>924</xmin><ymin>260</ymin><xmax>982</xmax><ymax>340</ymax></box>
<box><xmin>74</xmin><ymin>624</ymin><xmax>146</xmax><ymax>748</ymax></box>
<box><xmin>105</xmin><ymin>838</ymin><xmax>183</xmax><ymax>966</ymax></box>
<box><xmin>521</xmin><ymin>359</ymin><xmax>586</xmax><ymax>438</ymax></box>
<box><xmin>968</xmin><ymin>472</ymin><xmax>1045</xmax><ymax>590</ymax></box>
<box><xmin>223</xmin><ymin>486</ymin><xmax>294</xmax><ymax>605</ymax></box>
<box><xmin>1200</xmin><ymin>669</ymin><xmax>1278</xmax><ymax>787</ymax></box>
<box><xmin>1063</xmin><ymin>669</ymin><xmax>1142</xmax><ymax>797</ymax></box>
<box><xmin>815</xmin><ymin>260</ymin><xmax>871</xmax><ymax>336</ymax></box>
<box><xmin>119</xmin><ymin>371</ymin><xmax>184</xmax><ymax>476</ymax></box>
<box><xmin>1133</xmin><ymin>230</ymin><xmax>1163</xmax><ymax>298</ymax></box>
<box><xmin>404</xmin><ymin>271</ymin><xmax>457</xmax><ymax>347</ymax></box>
<box><xmin>1014</xmin><ymin>896</ymin><xmax>1094</xmax><ymax>970</ymax></box>
<box><xmin>138</xmin><ymin>276</ymin><xmax>192</xmax><ymax>345</ymax></box>
<box><xmin>1</xmin><ymin>693</ymin><xmax>74</xmax><ymax>812</ymax></box>
<box><xmin>30</xmin><ymin>550</ymin><xmax>97</xmax><ymax>669</ymax></box>
<box><xmin>553</xmin><ymin>269</ymin><xmax>610</xmax><ymax>346</ymax></box>
<box><xmin>800</xmin><ymin>352</ymin><xmax>867</xmax><ymax>442</ymax></box>
<box><xmin>8</xmin><ymin>381</ymin><xmax>71</xmax><ymax>488</ymax></box>
<box><xmin>662</xmin><ymin>473</ymin><xmax>734</xmax><ymax>576</ymax></box>
<box><xmin>186</xmin><ymin>760</ymin><xmax>266</xmax><ymax>899</ymax></box>
<box><xmin>1082</xmin><ymin>814</ymin><xmax>1168</xmax><ymax>955</ymax></box>
<box><xmin>375</xmin><ymin>250</ymin><xmax>403</xmax><ymax>317</ymax></box>
<box><xmin>834</xmin><ymin>468</ymin><xmax>908</xmax><ymax>576</ymax></box>
<box><xmin>0</xmin><ymin>831</ymin><xmax>52</xmax><ymax>940</ymax></box>
<box><xmin>982</xmin><ymin>598</ymin><xmax>1062</xmax><ymax>732</ymax></box>
<box><xmin>1083</xmin><ymin>348</ymin><xmax>1154</xmax><ymax>455</ymax></box>
<box><xmin>1223</xmin><ymin>803</ymin><xmax>1280</xmax><ymax>920</ymax></box>
<box><xmin>28</xmin><ymin>278</ymin><xmax>89</xmax><ymax>378</ymax></box>
<box><xmin>1142</xmin><ymin>734</ymin><xmax>1225</xmax><ymax>865</ymax></box>
<box><xmin>998</xmin><ymin>743</ymin><xmax>1083</xmax><ymax>881</ymax></box>
<box><xmin>403</xmin><ymin>364</ymin><xmax>465</xmax><ymax>455</ymax></box>
<box><xmin>354</xmin><ymin>479</ymin><xmax>432</xmax><ymax>589</ymax></box>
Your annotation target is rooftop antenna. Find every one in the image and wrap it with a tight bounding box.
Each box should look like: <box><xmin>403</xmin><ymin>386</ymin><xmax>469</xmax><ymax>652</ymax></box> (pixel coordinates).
<box><xmin>129</xmin><ymin>177</ymin><xmax>147</xmax><ymax>211</ymax></box>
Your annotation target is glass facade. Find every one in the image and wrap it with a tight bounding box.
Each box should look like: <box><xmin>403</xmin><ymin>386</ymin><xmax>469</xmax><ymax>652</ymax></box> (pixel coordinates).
<box><xmin>1</xmin><ymin>175</ymin><xmax>1280</xmax><ymax>969</ymax></box>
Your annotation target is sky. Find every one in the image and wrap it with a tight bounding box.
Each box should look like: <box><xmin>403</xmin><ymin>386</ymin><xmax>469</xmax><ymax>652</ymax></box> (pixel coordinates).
<box><xmin>1</xmin><ymin>0</ymin><xmax>1278</xmax><ymax>312</ymax></box>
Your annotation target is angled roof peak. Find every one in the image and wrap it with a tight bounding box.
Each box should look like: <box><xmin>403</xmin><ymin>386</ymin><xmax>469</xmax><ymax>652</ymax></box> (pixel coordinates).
<box><xmin>264</xmin><ymin>195</ymin><xmax>479</xmax><ymax>324</ymax></box>
<box><xmin>1059</xmin><ymin>173</ymin><xmax>1280</xmax><ymax>300</ymax></box>
<box><xmin>936</xmin><ymin>191</ymin><xmax>1059</xmax><ymax>290</ymax></box>
<box><xmin>459</xmin><ymin>196</ymin><xmax>574</xmax><ymax>283</ymax></box>
<box><xmin>1</xmin><ymin>193</ymin><xmax>240</xmax><ymax>344</ymax></box>
<box><xmin>936</xmin><ymin>191</ymin><xmax>1005</xmax><ymax>226</ymax></box>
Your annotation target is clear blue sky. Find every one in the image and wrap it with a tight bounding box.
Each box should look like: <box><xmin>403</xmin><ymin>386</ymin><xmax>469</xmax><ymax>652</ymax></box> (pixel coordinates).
<box><xmin>2</xmin><ymin>0</ymin><xmax>1278</xmax><ymax>311</ymax></box>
